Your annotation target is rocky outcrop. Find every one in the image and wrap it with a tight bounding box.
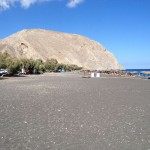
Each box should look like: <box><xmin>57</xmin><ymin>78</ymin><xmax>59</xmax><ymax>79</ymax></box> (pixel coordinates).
<box><xmin>0</xmin><ymin>29</ymin><xmax>123</xmax><ymax>70</ymax></box>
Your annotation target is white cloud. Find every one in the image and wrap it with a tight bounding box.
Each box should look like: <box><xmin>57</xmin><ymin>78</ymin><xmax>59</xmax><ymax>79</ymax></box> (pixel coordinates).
<box><xmin>0</xmin><ymin>1</ymin><xmax>9</xmax><ymax>10</ymax></box>
<box><xmin>0</xmin><ymin>0</ymin><xmax>17</xmax><ymax>10</ymax></box>
<box><xmin>20</xmin><ymin>0</ymin><xmax>37</xmax><ymax>8</ymax></box>
<box><xmin>67</xmin><ymin>0</ymin><xmax>84</xmax><ymax>8</ymax></box>
<box><xmin>0</xmin><ymin>0</ymin><xmax>54</xmax><ymax>10</ymax></box>
<box><xmin>0</xmin><ymin>0</ymin><xmax>85</xmax><ymax>10</ymax></box>
<box><xmin>20</xmin><ymin>0</ymin><xmax>51</xmax><ymax>8</ymax></box>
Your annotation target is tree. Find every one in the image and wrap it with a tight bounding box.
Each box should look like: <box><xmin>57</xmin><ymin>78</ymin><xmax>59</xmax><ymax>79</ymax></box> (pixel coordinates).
<box><xmin>34</xmin><ymin>59</ymin><xmax>45</xmax><ymax>74</ymax></box>
<box><xmin>0</xmin><ymin>51</ymin><xmax>82</xmax><ymax>75</ymax></box>
<box><xmin>21</xmin><ymin>58</ymin><xmax>35</xmax><ymax>74</ymax></box>
<box><xmin>0</xmin><ymin>52</ymin><xmax>11</xmax><ymax>69</ymax></box>
<box><xmin>6</xmin><ymin>57</ymin><xmax>21</xmax><ymax>75</ymax></box>
<box><xmin>45</xmin><ymin>59</ymin><xmax>58</xmax><ymax>72</ymax></box>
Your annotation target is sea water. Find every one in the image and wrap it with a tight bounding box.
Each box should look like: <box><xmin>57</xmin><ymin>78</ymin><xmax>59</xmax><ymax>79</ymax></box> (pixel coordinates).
<box><xmin>125</xmin><ymin>69</ymin><xmax>150</xmax><ymax>77</ymax></box>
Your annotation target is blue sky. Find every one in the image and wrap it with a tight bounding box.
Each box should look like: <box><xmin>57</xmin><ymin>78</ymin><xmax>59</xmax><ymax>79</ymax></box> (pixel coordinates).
<box><xmin>0</xmin><ymin>0</ymin><xmax>150</xmax><ymax>69</ymax></box>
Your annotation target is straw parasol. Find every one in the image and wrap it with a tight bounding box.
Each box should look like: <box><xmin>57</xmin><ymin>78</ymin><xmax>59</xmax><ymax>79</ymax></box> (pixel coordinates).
<box><xmin>141</xmin><ymin>71</ymin><xmax>150</xmax><ymax>75</ymax></box>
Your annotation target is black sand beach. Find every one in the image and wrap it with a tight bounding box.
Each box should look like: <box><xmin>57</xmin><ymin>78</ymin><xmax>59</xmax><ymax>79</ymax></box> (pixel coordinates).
<box><xmin>0</xmin><ymin>73</ymin><xmax>150</xmax><ymax>150</ymax></box>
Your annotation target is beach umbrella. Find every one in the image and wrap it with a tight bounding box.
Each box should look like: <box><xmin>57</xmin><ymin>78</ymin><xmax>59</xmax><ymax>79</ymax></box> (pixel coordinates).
<box><xmin>141</xmin><ymin>71</ymin><xmax>150</xmax><ymax>75</ymax></box>
<box><xmin>81</xmin><ymin>68</ymin><xmax>91</xmax><ymax>78</ymax></box>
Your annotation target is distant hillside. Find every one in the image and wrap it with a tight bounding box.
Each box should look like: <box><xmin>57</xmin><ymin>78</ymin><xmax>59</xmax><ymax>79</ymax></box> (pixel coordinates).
<box><xmin>0</xmin><ymin>29</ymin><xmax>123</xmax><ymax>70</ymax></box>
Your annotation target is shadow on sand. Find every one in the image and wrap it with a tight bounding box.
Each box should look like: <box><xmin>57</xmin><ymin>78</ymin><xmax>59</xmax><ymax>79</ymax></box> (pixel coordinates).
<box><xmin>0</xmin><ymin>74</ymin><xmax>28</xmax><ymax>80</ymax></box>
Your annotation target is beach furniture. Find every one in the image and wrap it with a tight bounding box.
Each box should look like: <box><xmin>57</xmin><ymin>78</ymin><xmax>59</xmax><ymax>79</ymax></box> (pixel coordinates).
<box><xmin>91</xmin><ymin>72</ymin><xmax>95</xmax><ymax>78</ymax></box>
<box><xmin>96</xmin><ymin>72</ymin><xmax>100</xmax><ymax>77</ymax></box>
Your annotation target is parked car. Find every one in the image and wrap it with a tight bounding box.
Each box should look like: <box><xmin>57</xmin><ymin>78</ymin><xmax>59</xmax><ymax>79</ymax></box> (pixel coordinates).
<box><xmin>0</xmin><ymin>69</ymin><xmax>8</xmax><ymax>76</ymax></box>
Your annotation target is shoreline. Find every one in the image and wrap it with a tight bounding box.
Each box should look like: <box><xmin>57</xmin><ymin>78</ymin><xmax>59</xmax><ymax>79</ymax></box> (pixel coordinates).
<box><xmin>1</xmin><ymin>71</ymin><xmax>149</xmax><ymax>81</ymax></box>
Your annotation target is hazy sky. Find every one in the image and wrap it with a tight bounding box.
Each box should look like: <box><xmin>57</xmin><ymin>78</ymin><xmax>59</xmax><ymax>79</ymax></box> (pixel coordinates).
<box><xmin>0</xmin><ymin>0</ymin><xmax>150</xmax><ymax>69</ymax></box>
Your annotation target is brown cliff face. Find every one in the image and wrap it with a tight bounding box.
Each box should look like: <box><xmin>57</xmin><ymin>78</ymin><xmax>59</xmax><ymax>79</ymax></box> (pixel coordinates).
<box><xmin>0</xmin><ymin>29</ymin><xmax>123</xmax><ymax>70</ymax></box>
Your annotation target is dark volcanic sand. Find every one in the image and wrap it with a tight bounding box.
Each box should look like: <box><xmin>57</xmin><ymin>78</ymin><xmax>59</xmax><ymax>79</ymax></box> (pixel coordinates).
<box><xmin>0</xmin><ymin>73</ymin><xmax>150</xmax><ymax>150</ymax></box>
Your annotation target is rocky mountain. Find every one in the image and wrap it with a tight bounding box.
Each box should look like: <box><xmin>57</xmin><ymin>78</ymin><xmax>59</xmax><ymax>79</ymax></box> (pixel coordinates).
<box><xmin>0</xmin><ymin>29</ymin><xmax>123</xmax><ymax>70</ymax></box>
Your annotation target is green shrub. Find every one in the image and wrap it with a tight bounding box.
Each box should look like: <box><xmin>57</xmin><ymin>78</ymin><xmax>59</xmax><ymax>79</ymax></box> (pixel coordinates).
<box><xmin>45</xmin><ymin>59</ymin><xmax>58</xmax><ymax>72</ymax></box>
<box><xmin>0</xmin><ymin>52</ymin><xmax>82</xmax><ymax>75</ymax></box>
